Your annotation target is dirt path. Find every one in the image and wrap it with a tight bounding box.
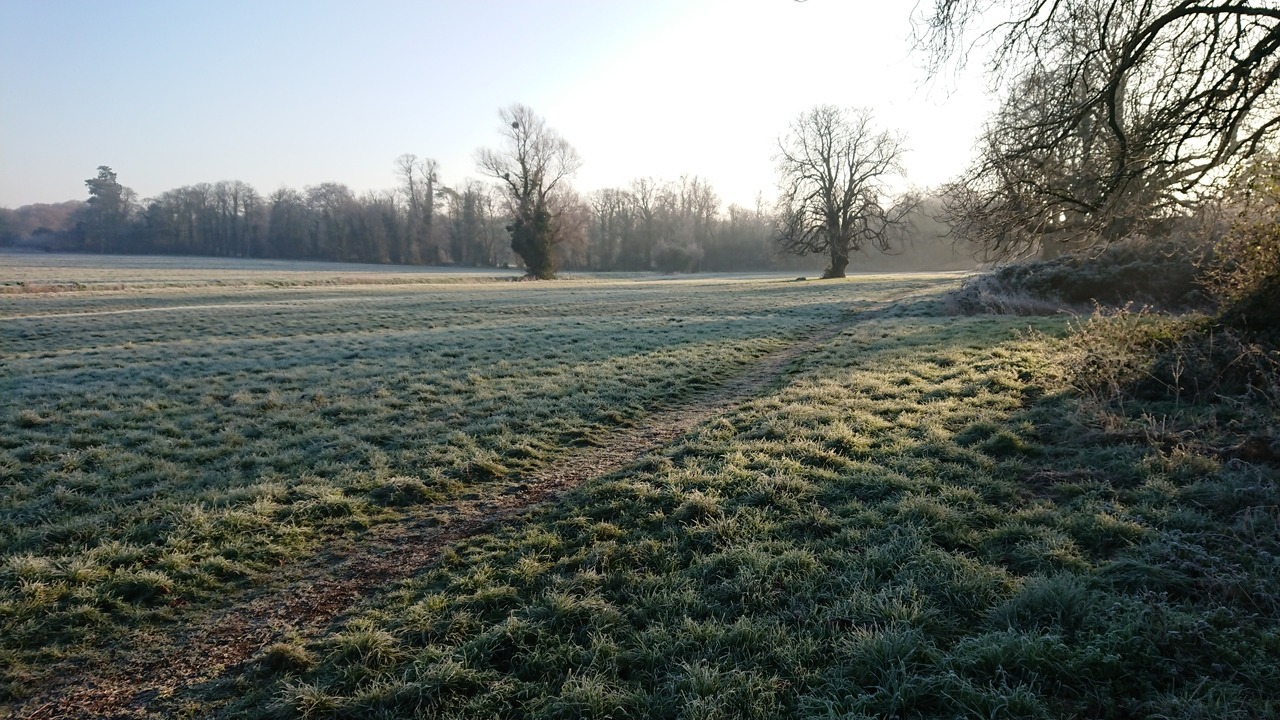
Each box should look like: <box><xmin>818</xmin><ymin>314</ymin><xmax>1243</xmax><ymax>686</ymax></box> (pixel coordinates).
<box><xmin>14</xmin><ymin>310</ymin><xmax>876</xmax><ymax>719</ymax></box>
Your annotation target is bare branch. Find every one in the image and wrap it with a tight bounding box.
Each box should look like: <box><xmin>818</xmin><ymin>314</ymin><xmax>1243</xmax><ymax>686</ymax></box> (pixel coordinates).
<box><xmin>919</xmin><ymin>0</ymin><xmax>1280</xmax><ymax>259</ymax></box>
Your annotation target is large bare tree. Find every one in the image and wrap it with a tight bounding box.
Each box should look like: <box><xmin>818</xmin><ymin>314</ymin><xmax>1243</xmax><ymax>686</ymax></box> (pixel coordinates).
<box><xmin>476</xmin><ymin>104</ymin><xmax>582</xmax><ymax>279</ymax></box>
<box><xmin>775</xmin><ymin>106</ymin><xmax>913</xmax><ymax>278</ymax></box>
<box><xmin>920</xmin><ymin>0</ymin><xmax>1280</xmax><ymax>256</ymax></box>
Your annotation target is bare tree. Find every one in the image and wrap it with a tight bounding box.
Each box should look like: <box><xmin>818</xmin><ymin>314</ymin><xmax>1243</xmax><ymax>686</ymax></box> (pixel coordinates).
<box><xmin>626</xmin><ymin>177</ymin><xmax>660</xmax><ymax>270</ymax></box>
<box><xmin>587</xmin><ymin>187</ymin><xmax>635</xmax><ymax>270</ymax></box>
<box><xmin>551</xmin><ymin>189</ymin><xmax>593</xmax><ymax>271</ymax></box>
<box><xmin>395</xmin><ymin>154</ymin><xmax>439</xmax><ymax>265</ymax></box>
<box><xmin>439</xmin><ymin>180</ymin><xmax>508</xmax><ymax>267</ymax></box>
<box><xmin>775</xmin><ymin>106</ymin><xmax>914</xmax><ymax>278</ymax></box>
<box><xmin>919</xmin><ymin>0</ymin><xmax>1280</xmax><ymax>256</ymax></box>
<box><xmin>476</xmin><ymin>104</ymin><xmax>582</xmax><ymax>279</ymax></box>
<box><xmin>266</xmin><ymin>187</ymin><xmax>309</xmax><ymax>258</ymax></box>
<box><xmin>942</xmin><ymin>62</ymin><xmax>1137</xmax><ymax>259</ymax></box>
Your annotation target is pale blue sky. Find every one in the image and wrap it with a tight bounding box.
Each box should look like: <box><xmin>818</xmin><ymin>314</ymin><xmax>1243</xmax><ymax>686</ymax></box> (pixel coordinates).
<box><xmin>0</xmin><ymin>0</ymin><xmax>992</xmax><ymax>208</ymax></box>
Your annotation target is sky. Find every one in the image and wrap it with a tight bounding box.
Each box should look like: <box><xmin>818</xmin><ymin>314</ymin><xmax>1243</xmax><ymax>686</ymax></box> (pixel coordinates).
<box><xmin>0</xmin><ymin>0</ymin><xmax>994</xmax><ymax>210</ymax></box>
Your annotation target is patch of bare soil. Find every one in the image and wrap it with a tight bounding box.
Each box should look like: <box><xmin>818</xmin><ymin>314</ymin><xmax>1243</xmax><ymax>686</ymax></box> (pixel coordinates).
<box><xmin>13</xmin><ymin>308</ymin><xmax>881</xmax><ymax>719</ymax></box>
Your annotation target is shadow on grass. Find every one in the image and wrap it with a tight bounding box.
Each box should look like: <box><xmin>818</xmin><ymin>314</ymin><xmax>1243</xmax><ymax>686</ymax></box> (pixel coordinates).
<box><xmin>203</xmin><ymin>310</ymin><xmax>1279</xmax><ymax>719</ymax></box>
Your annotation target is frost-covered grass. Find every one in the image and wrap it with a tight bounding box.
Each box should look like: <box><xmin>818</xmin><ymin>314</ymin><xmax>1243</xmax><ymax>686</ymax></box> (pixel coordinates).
<box><xmin>219</xmin><ymin>304</ymin><xmax>1279</xmax><ymax>719</ymax></box>
<box><xmin>1</xmin><ymin>263</ymin><xmax>950</xmax><ymax>699</ymax></box>
<box><xmin>6</xmin><ymin>258</ymin><xmax>1276</xmax><ymax>718</ymax></box>
<box><xmin>0</xmin><ymin>251</ymin><xmax>522</xmax><ymax>292</ymax></box>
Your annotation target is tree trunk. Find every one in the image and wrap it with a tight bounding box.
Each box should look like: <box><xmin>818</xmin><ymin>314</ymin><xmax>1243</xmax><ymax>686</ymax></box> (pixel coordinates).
<box><xmin>824</xmin><ymin>246</ymin><xmax>849</xmax><ymax>278</ymax></box>
<box><xmin>509</xmin><ymin>207</ymin><xmax>557</xmax><ymax>279</ymax></box>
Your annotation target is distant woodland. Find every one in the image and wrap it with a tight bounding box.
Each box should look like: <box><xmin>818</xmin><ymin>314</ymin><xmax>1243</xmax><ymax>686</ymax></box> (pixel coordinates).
<box><xmin>0</xmin><ymin>162</ymin><xmax>972</xmax><ymax>274</ymax></box>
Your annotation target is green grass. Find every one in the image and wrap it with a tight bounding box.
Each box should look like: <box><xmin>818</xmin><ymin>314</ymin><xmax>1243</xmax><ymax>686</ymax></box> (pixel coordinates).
<box><xmin>4</xmin><ymin>255</ymin><xmax>1277</xmax><ymax>718</ymax></box>
<box><xmin>213</xmin><ymin>306</ymin><xmax>1276</xmax><ymax>719</ymax></box>
<box><xmin>1</xmin><ymin>259</ymin><xmax>949</xmax><ymax>701</ymax></box>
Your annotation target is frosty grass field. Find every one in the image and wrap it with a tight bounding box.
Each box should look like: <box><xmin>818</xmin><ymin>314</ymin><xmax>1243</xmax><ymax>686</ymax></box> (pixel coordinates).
<box><xmin>2</xmin><ymin>253</ymin><xmax>1277</xmax><ymax>718</ymax></box>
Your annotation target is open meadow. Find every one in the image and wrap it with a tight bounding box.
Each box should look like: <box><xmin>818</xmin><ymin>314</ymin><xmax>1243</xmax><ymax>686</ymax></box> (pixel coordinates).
<box><xmin>2</xmin><ymin>254</ymin><xmax>1277</xmax><ymax>718</ymax></box>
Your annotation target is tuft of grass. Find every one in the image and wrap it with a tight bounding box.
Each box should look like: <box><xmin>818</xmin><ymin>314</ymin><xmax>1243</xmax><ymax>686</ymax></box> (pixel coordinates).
<box><xmin>259</xmin><ymin>639</ymin><xmax>315</xmax><ymax>674</ymax></box>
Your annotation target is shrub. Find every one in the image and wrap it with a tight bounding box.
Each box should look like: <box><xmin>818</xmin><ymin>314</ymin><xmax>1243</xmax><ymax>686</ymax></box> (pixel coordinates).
<box><xmin>1205</xmin><ymin>153</ymin><xmax>1280</xmax><ymax>339</ymax></box>
<box><xmin>951</xmin><ymin>235</ymin><xmax>1211</xmax><ymax>315</ymax></box>
<box><xmin>1065</xmin><ymin>308</ymin><xmax>1280</xmax><ymax>411</ymax></box>
<box><xmin>652</xmin><ymin>242</ymin><xmax>703</xmax><ymax>274</ymax></box>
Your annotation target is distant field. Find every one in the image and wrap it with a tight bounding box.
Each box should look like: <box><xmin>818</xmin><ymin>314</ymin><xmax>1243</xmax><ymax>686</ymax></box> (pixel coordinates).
<box><xmin>3</xmin><ymin>255</ymin><xmax>1276</xmax><ymax>718</ymax></box>
<box><xmin>0</xmin><ymin>251</ymin><xmax>523</xmax><ymax>292</ymax></box>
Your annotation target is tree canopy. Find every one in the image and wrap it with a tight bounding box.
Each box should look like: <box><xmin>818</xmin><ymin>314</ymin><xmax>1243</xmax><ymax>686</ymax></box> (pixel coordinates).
<box><xmin>919</xmin><ymin>0</ymin><xmax>1280</xmax><ymax>256</ymax></box>
<box><xmin>82</xmin><ymin>166</ymin><xmax>133</xmax><ymax>252</ymax></box>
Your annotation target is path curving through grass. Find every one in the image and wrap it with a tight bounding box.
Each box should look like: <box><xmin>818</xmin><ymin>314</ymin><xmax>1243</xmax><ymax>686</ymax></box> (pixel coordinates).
<box><xmin>13</xmin><ymin>294</ymin><xmax>911</xmax><ymax>719</ymax></box>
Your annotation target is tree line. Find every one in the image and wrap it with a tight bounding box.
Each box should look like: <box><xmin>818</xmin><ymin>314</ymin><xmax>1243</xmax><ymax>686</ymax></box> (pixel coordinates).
<box><xmin>4</xmin><ymin>102</ymin><xmax>950</xmax><ymax>278</ymax></box>
<box><xmin>10</xmin><ymin>158</ymin><xmax>851</xmax><ymax>274</ymax></box>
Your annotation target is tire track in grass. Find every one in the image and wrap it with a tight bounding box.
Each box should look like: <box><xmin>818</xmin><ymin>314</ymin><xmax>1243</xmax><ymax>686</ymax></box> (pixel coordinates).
<box><xmin>15</xmin><ymin>298</ymin><xmax>913</xmax><ymax>720</ymax></box>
